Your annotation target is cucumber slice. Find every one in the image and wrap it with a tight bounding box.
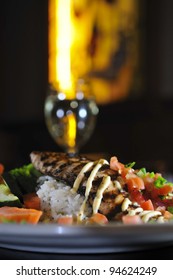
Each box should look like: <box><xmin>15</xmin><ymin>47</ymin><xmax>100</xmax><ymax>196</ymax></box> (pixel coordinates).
<box><xmin>0</xmin><ymin>177</ymin><xmax>22</xmax><ymax>207</ymax></box>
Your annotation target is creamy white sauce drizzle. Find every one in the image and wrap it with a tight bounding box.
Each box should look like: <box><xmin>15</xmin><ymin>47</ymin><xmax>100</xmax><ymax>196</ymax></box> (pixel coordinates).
<box><xmin>139</xmin><ymin>210</ymin><xmax>161</xmax><ymax>223</ymax></box>
<box><xmin>128</xmin><ymin>207</ymin><xmax>143</xmax><ymax>216</ymax></box>
<box><xmin>121</xmin><ymin>198</ymin><xmax>132</xmax><ymax>212</ymax></box>
<box><xmin>113</xmin><ymin>180</ymin><xmax>122</xmax><ymax>191</ymax></box>
<box><xmin>122</xmin><ymin>197</ymin><xmax>164</xmax><ymax>223</ymax></box>
<box><xmin>73</xmin><ymin>159</ymin><xmax>109</xmax><ymax>221</ymax></box>
<box><xmin>72</xmin><ymin>162</ymin><xmax>94</xmax><ymax>193</ymax></box>
<box><xmin>85</xmin><ymin>159</ymin><xmax>108</xmax><ymax>198</ymax></box>
<box><xmin>92</xmin><ymin>175</ymin><xmax>111</xmax><ymax>214</ymax></box>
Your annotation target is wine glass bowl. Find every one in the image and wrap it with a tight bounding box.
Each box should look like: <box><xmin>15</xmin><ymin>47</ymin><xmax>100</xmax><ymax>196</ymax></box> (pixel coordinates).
<box><xmin>44</xmin><ymin>83</ymin><xmax>99</xmax><ymax>155</ymax></box>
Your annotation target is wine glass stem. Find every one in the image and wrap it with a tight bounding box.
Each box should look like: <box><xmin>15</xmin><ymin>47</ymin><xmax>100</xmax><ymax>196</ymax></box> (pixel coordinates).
<box><xmin>66</xmin><ymin>147</ymin><xmax>78</xmax><ymax>157</ymax></box>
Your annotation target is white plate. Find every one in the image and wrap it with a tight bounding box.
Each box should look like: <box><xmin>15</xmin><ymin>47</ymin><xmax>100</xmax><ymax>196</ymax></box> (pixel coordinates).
<box><xmin>0</xmin><ymin>223</ymin><xmax>173</xmax><ymax>254</ymax></box>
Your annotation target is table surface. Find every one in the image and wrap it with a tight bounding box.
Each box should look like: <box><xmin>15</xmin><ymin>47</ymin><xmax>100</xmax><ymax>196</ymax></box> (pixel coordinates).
<box><xmin>0</xmin><ymin>244</ymin><xmax>173</xmax><ymax>260</ymax></box>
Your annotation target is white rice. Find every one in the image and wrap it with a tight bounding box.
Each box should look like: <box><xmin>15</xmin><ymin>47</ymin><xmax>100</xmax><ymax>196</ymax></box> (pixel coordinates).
<box><xmin>36</xmin><ymin>176</ymin><xmax>90</xmax><ymax>221</ymax></box>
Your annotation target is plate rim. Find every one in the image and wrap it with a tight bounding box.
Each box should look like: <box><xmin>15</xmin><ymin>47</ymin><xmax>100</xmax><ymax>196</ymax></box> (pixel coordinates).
<box><xmin>1</xmin><ymin>223</ymin><xmax>173</xmax><ymax>254</ymax></box>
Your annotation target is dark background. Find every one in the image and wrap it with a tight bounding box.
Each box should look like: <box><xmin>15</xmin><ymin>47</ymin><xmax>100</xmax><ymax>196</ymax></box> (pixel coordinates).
<box><xmin>1</xmin><ymin>0</ymin><xmax>173</xmax><ymax>172</ymax></box>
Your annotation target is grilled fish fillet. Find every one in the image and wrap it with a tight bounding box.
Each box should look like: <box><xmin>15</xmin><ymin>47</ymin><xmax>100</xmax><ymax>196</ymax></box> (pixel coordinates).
<box><xmin>30</xmin><ymin>151</ymin><xmax>129</xmax><ymax>219</ymax></box>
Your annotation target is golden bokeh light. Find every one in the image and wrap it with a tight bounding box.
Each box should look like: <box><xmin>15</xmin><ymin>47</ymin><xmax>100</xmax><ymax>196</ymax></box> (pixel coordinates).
<box><xmin>48</xmin><ymin>0</ymin><xmax>138</xmax><ymax>103</ymax></box>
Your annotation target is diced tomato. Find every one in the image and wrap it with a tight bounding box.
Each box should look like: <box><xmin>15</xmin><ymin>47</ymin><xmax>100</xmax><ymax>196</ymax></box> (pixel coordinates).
<box><xmin>122</xmin><ymin>215</ymin><xmax>143</xmax><ymax>225</ymax></box>
<box><xmin>87</xmin><ymin>213</ymin><xmax>108</xmax><ymax>225</ymax></box>
<box><xmin>127</xmin><ymin>176</ymin><xmax>145</xmax><ymax>192</ymax></box>
<box><xmin>145</xmin><ymin>184</ymin><xmax>173</xmax><ymax>201</ymax></box>
<box><xmin>23</xmin><ymin>192</ymin><xmax>41</xmax><ymax>210</ymax></box>
<box><xmin>160</xmin><ymin>197</ymin><xmax>173</xmax><ymax>207</ymax></box>
<box><xmin>129</xmin><ymin>189</ymin><xmax>145</xmax><ymax>205</ymax></box>
<box><xmin>142</xmin><ymin>174</ymin><xmax>155</xmax><ymax>189</ymax></box>
<box><xmin>163</xmin><ymin>210</ymin><xmax>173</xmax><ymax>220</ymax></box>
<box><xmin>0</xmin><ymin>163</ymin><xmax>4</xmax><ymax>175</ymax></box>
<box><xmin>57</xmin><ymin>216</ymin><xmax>74</xmax><ymax>225</ymax></box>
<box><xmin>155</xmin><ymin>184</ymin><xmax>173</xmax><ymax>196</ymax></box>
<box><xmin>110</xmin><ymin>156</ymin><xmax>124</xmax><ymax>173</ymax></box>
<box><xmin>141</xmin><ymin>199</ymin><xmax>154</xmax><ymax>211</ymax></box>
<box><xmin>155</xmin><ymin>173</ymin><xmax>162</xmax><ymax>179</ymax></box>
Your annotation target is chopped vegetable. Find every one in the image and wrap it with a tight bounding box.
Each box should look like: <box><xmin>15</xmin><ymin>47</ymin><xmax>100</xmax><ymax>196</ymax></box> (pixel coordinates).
<box><xmin>122</xmin><ymin>215</ymin><xmax>143</xmax><ymax>225</ymax></box>
<box><xmin>167</xmin><ymin>206</ymin><xmax>173</xmax><ymax>214</ymax></box>
<box><xmin>149</xmin><ymin>172</ymin><xmax>155</xmax><ymax>178</ymax></box>
<box><xmin>127</xmin><ymin>176</ymin><xmax>145</xmax><ymax>191</ymax></box>
<box><xmin>23</xmin><ymin>192</ymin><xmax>41</xmax><ymax>210</ymax></box>
<box><xmin>129</xmin><ymin>189</ymin><xmax>145</xmax><ymax>205</ymax></box>
<box><xmin>154</xmin><ymin>176</ymin><xmax>167</xmax><ymax>188</ymax></box>
<box><xmin>0</xmin><ymin>164</ymin><xmax>4</xmax><ymax>175</ymax></box>
<box><xmin>141</xmin><ymin>199</ymin><xmax>154</xmax><ymax>211</ymax></box>
<box><xmin>110</xmin><ymin>156</ymin><xmax>173</xmax><ymax>222</ymax></box>
<box><xmin>125</xmin><ymin>162</ymin><xmax>136</xmax><ymax>168</ymax></box>
<box><xmin>0</xmin><ymin>206</ymin><xmax>42</xmax><ymax>224</ymax></box>
<box><xmin>110</xmin><ymin>156</ymin><xmax>124</xmax><ymax>173</ymax></box>
<box><xmin>137</xmin><ymin>167</ymin><xmax>147</xmax><ymax>177</ymax></box>
<box><xmin>57</xmin><ymin>216</ymin><xmax>74</xmax><ymax>225</ymax></box>
<box><xmin>87</xmin><ymin>213</ymin><xmax>108</xmax><ymax>225</ymax></box>
<box><xmin>163</xmin><ymin>210</ymin><xmax>173</xmax><ymax>220</ymax></box>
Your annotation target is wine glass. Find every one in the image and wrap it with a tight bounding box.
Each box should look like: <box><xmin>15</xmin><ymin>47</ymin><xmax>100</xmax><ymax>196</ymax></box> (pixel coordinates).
<box><xmin>44</xmin><ymin>79</ymin><xmax>99</xmax><ymax>155</ymax></box>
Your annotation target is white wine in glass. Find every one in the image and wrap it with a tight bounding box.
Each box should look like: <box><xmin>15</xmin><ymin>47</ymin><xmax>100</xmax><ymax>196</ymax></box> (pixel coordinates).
<box><xmin>44</xmin><ymin>83</ymin><xmax>99</xmax><ymax>155</ymax></box>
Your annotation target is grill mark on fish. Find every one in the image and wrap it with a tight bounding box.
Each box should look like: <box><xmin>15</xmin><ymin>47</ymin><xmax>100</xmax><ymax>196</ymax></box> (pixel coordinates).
<box><xmin>30</xmin><ymin>151</ymin><xmax>128</xmax><ymax>219</ymax></box>
<box><xmin>52</xmin><ymin>162</ymin><xmax>86</xmax><ymax>186</ymax></box>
